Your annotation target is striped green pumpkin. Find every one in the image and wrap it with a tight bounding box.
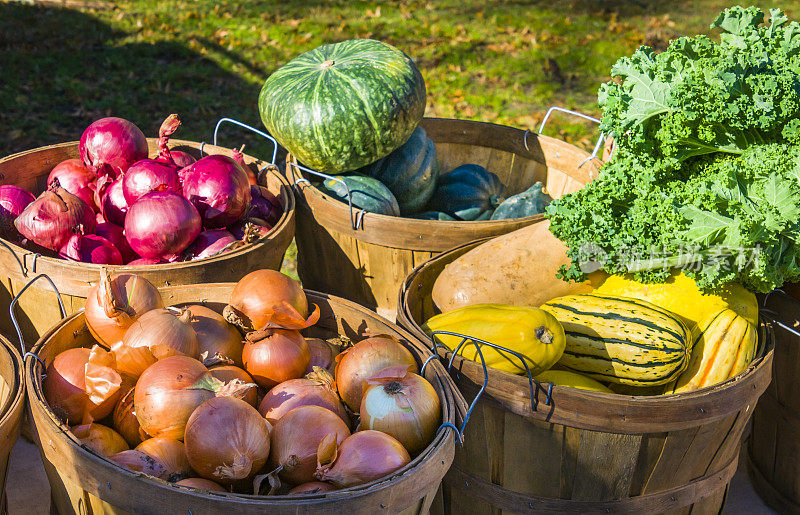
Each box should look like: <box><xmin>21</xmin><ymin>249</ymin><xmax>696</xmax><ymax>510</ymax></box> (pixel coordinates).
<box><xmin>541</xmin><ymin>294</ymin><xmax>691</xmax><ymax>386</ymax></box>
<box><xmin>258</xmin><ymin>39</ymin><xmax>426</xmax><ymax>173</ymax></box>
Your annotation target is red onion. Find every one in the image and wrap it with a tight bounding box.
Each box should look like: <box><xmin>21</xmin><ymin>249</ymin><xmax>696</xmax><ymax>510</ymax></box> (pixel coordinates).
<box><xmin>79</xmin><ymin>117</ymin><xmax>148</xmax><ymax>178</ymax></box>
<box><xmin>184</xmin><ymin>229</ymin><xmax>237</xmax><ymax>260</ymax></box>
<box><xmin>181</xmin><ymin>155</ymin><xmax>251</xmax><ymax>229</ymax></box>
<box><xmin>58</xmin><ymin>232</ymin><xmax>123</xmax><ymax>265</ymax></box>
<box><xmin>95</xmin><ymin>222</ymin><xmax>138</xmax><ymax>263</ymax></box>
<box><xmin>249</xmin><ymin>186</ymin><xmax>282</xmax><ymax>226</ymax></box>
<box><xmin>48</xmin><ymin>159</ymin><xmax>98</xmax><ymax>211</ymax></box>
<box><xmin>124</xmin><ymin>191</ymin><xmax>201</xmax><ymax>261</ymax></box>
<box><xmin>0</xmin><ymin>185</ymin><xmax>35</xmax><ymax>240</ymax></box>
<box><xmin>232</xmin><ymin>147</ymin><xmax>258</xmax><ymax>185</ymax></box>
<box><xmin>14</xmin><ymin>182</ymin><xmax>96</xmax><ymax>251</ymax></box>
<box><xmin>315</xmin><ymin>430</ymin><xmax>410</xmax><ymax>488</ymax></box>
<box><xmin>171</xmin><ymin>151</ymin><xmax>197</xmax><ymax>169</ymax></box>
<box><xmin>127</xmin><ymin>257</ymin><xmax>164</xmax><ymax>265</ymax></box>
<box><xmin>96</xmin><ymin>212</ymin><xmax>107</xmax><ymax>224</ymax></box>
<box><xmin>96</xmin><ymin>175</ymin><xmax>128</xmax><ymax>226</ymax></box>
<box><xmin>122</xmin><ymin>160</ymin><xmax>181</xmax><ymax>205</ymax></box>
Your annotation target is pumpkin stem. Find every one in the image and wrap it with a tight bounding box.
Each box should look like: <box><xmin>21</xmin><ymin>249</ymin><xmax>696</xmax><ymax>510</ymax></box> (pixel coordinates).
<box><xmin>535</xmin><ymin>326</ymin><xmax>554</xmax><ymax>345</ymax></box>
<box><xmin>320</xmin><ymin>59</ymin><xmax>335</xmax><ymax>68</ymax></box>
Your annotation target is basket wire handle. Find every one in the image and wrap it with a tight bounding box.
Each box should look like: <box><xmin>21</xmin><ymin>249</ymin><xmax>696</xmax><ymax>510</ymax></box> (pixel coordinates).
<box><xmin>760</xmin><ymin>289</ymin><xmax>800</xmax><ymax>338</ymax></box>
<box><xmin>288</xmin><ymin>161</ymin><xmax>366</xmax><ymax>231</ymax></box>
<box><xmin>533</xmin><ymin>106</ymin><xmax>606</xmax><ymax>170</ymax></box>
<box><xmin>212</xmin><ymin>118</ymin><xmax>279</xmax><ymax>165</ymax></box>
<box><xmin>0</xmin><ymin>239</ymin><xmax>28</xmax><ymax>277</ymax></box>
<box><xmin>422</xmin><ymin>330</ymin><xmax>553</xmax><ymax>444</ymax></box>
<box><xmin>10</xmin><ymin>273</ymin><xmax>65</xmax><ymax>362</ymax></box>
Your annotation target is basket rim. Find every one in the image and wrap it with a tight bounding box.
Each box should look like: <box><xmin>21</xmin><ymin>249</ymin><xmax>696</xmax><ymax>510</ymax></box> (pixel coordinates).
<box><xmin>25</xmin><ymin>287</ymin><xmax>458</xmax><ymax>509</ymax></box>
<box><xmin>396</xmin><ymin>236</ymin><xmax>775</xmax><ymax>433</ymax></box>
<box><xmin>0</xmin><ymin>138</ymin><xmax>295</xmax><ymax>272</ymax></box>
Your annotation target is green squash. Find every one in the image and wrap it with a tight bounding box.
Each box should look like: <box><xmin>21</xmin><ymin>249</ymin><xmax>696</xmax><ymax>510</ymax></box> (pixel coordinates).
<box><xmin>409</xmin><ymin>211</ymin><xmax>457</xmax><ymax>221</ymax></box>
<box><xmin>258</xmin><ymin>39</ymin><xmax>426</xmax><ymax>173</ymax></box>
<box><xmin>360</xmin><ymin>127</ymin><xmax>439</xmax><ymax>214</ymax></box>
<box><xmin>490</xmin><ymin>182</ymin><xmax>553</xmax><ymax>220</ymax></box>
<box><xmin>428</xmin><ymin>164</ymin><xmax>505</xmax><ymax>221</ymax></box>
<box><xmin>319</xmin><ymin>175</ymin><xmax>400</xmax><ymax>216</ymax></box>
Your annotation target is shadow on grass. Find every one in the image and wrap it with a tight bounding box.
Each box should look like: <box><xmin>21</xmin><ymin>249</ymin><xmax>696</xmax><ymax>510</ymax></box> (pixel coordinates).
<box><xmin>0</xmin><ymin>2</ymin><xmax>275</xmax><ymax>161</ymax></box>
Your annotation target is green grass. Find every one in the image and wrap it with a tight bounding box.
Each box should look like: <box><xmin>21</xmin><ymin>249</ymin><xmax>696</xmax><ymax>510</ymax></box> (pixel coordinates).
<box><xmin>2</xmin><ymin>0</ymin><xmax>799</xmax><ymax>277</ymax></box>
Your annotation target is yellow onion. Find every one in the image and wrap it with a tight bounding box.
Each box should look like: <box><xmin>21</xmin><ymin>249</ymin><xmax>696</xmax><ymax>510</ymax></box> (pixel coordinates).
<box><xmin>288</xmin><ymin>481</ymin><xmax>337</xmax><ymax>494</ymax></box>
<box><xmin>84</xmin><ymin>270</ymin><xmax>163</xmax><ymax>347</ymax></box>
<box><xmin>184</xmin><ymin>396</ymin><xmax>271</xmax><ymax>485</ymax></box>
<box><xmin>268</xmin><ymin>405</ymin><xmax>350</xmax><ymax>486</ymax></box>
<box><xmin>110</xmin><ymin>449</ymin><xmax>169</xmax><ymax>479</ymax></box>
<box><xmin>72</xmin><ymin>422</ymin><xmax>129</xmax><ymax>456</ymax></box>
<box><xmin>258</xmin><ymin>368</ymin><xmax>348</xmax><ymax>425</ymax></box>
<box><xmin>305</xmin><ymin>338</ymin><xmax>336</xmax><ymax>374</ymax></box>
<box><xmin>136</xmin><ymin>437</ymin><xmax>191</xmax><ymax>482</ymax></box>
<box><xmin>242</xmin><ymin>329</ymin><xmax>310</xmax><ymax>388</ymax></box>
<box><xmin>315</xmin><ymin>430</ymin><xmax>410</xmax><ymax>488</ymax></box>
<box><xmin>335</xmin><ymin>335</ymin><xmax>418</xmax><ymax>412</ymax></box>
<box><xmin>134</xmin><ymin>356</ymin><xmax>252</xmax><ymax>440</ymax></box>
<box><xmin>360</xmin><ymin>366</ymin><xmax>441</xmax><ymax>454</ymax></box>
<box><xmin>113</xmin><ymin>387</ymin><xmax>143</xmax><ymax>447</ymax></box>
<box><xmin>209</xmin><ymin>365</ymin><xmax>258</xmax><ymax>407</ymax></box>
<box><xmin>185</xmin><ymin>304</ymin><xmax>244</xmax><ymax>367</ymax></box>
<box><xmin>44</xmin><ymin>346</ymin><xmax>122</xmax><ymax>424</ymax></box>
<box><xmin>223</xmin><ymin>270</ymin><xmax>319</xmax><ymax>331</ymax></box>
<box><xmin>115</xmin><ymin>307</ymin><xmax>199</xmax><ymax>378</ymax></box>
<box><xmin>176</xmin><ymin>478</ymin><xmax>227</xmax><ymax>492</ymax></box>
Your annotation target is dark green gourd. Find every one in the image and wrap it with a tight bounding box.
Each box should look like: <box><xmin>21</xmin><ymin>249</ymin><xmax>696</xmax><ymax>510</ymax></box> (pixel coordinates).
<box><xmin>428</xmin><ymin>164</ymin><xmax>505</xmax><ymax>221</ymax></box>
<box><xmin>360</xmin><ymin>127</ymin><xmax>439</xmax><ymax>215</ymax></box>
<box><xmin>319</xmin><ymin>175</ymin><xmax>401</xmax><ymax>216</ymax></box>
<box><xmin>490</xmin><ymin>182</ymin><xmax>553</xmax><ymax>220</ymax></box>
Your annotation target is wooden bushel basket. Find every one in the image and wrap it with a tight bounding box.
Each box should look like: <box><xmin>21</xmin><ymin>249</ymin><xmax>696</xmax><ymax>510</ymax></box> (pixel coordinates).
<box><xmin>0</xmin><ymin>140</ymin><xmax>295</xmax><ymax>348</ymax></box>
<box><xmin>26</xmin><ymin>284</ymin><xmax>458</xmax><ymax>515</ymax></box>
<box><xmin>286</xmin><ymin>118</ymin><xmax>599</xmax><ymax>320</ymax></box>
<box><xmin>747</xmin><ymin>290</ymin><xmax>800</xmax><ymax>512</ymax></box>
<box><xmin>0</xmin><ymin>335</ymin><xmax>24</xmax><ymax>514</ymax></box>
<box><xmin>397</xmin><ymin>238</ymin><xmax>775</xmax><ymax>514</ymax></box>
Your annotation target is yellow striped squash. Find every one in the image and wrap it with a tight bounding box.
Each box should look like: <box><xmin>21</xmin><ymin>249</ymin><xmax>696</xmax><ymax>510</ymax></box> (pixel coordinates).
<box><xmin>669</xmin><ymin>309</ymin><xmax>757</xmax><ymax>393</ymax></box>
<box><xmin>541</xmin><ymin>294</ymin><xmax>691</xmax><ymax>386</ymax></box>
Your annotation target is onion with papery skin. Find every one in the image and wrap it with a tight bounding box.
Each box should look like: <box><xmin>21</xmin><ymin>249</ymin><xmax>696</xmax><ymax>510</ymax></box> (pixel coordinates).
<box><xmin>72</xmin><ymin>422</ymin><xmax>129</xmax><ymax>456</ymax></box>
<box><xmin>14</xmin><ymin>182</ymin><xmax>96</xmax><ymax>251</ymax></box>
<box><xmin>231</xmin><ymin>147</ymin><xmax>258</xmax><ymax>186</ymax></box>
<box><xmin>79</xmin><ymin>117</ymin><xmax>148</xmax><ymax>178</ymax></box>
<box><xmin>183</xmin><ymin>229</ymin><xmax>237</xmax><ymax>260</ymax></box>
<box><xmin>268</xmin><ymin>405</ymin><xmax>350</xmax><ymax>486</ymax></box>
<box><xmin>209</xmin><ymin>366</ymin><xmax>257</xmax><ymax>407</ymax></box>
<box><xmin>360</xmin><ymin>365</ymin><xmax>441</xmax><ymax>454</ymax></box>
<box><xmin>125</xmin><ymin>191</ymin><xmax>201</xmax><ymax>261</ymax></box>
<box><xmin>288</xmin><ymin>481</ymin><xmax>337</xmax><ymax>494</ymax></box>
<box><xmin>134</xmin><ymin>356</ymin><xmax>249</xmax><ymax>440</ymax></box>
<box><xmin>43</xmin><ymin>346</ymin><xmax>122</xmax><ymax>424</ymax></box>
<box><xmin>122</xmin><ymin>159</ymin><xmax>182</xmax><ymax>205</ymax></box>
<box><xmin>305</xmin><ymin>338</ymin><xmax>335</xmax><ymax>374</ymax></box>
<box><xmin>181</xmin><ymin>154</ymin><xmax>251</xmax><ymax>229</ymax></box>
<box><xmin>96</xmin><ymin>175</ymin><xmax>128</xmax><ymax>226</ymax></box>
<box><xmin>116</xmin><ymin>307</ymin><xmax>199</xmax><ymax>378</ymax></box>
<box><xmin>110</xmin><ymin>450</ymin><xmax>169</xmax><ymax>479</ymax></box>
<box><xmin>184</xmin><ymin>396</ymin><xmax>271</xmax><ymax>484</ymax></box>
<box><xmin>0</xmin><ymin>185</ymin><xmax>35</xmax><ymax>240</ymax></box>
<box><xmin>335</xmin><ymin>335</ymin><xmax>418</xmax><ymax>412</ymax></box>
<box><xmin>95</xmin><ymin>222</ymin><xmax>138</xmax><ymax>263</ymax></box>
<box><xmin>127</xmin><ymin>257</ymin><xmax>164</xmax><ymax>265</ymax></box>
<box><xmin>113</xmin><ymin>387</ymin><xmax>142</xmax><ymax>447</ymax></box>
<box><xmin>258</xmin><ymin>368</ymin><xmax>347</xmax><ymax>425</ymax></box>
<box><xmin>185</xmin><ymin>304</ymin><xmax>243</xmax><ymax>367</ymax></box>
<box><xmin>242</xmin><ymin>329</ymin><xmax>310</xmax><ymax>389</ymax></box>
<box><xmin>223</xmin><ymin>270</ymin><xmax>319</xmax><ymax>331</ymax></box>
<box><xmin>48</xmin><ymin>159</ymin><xmax>97</xmax><ymax>211</ymax></box>
<box><xmin>176</xmin><ymin>478</ymin><xmax>226</xmax><ymax>492</ymax></box>
<box><xmin>315</xmin><ymin>430</ymin><xmax>410</xmax><ymax>488</ymax></box>
<box><xmin>84</xmin><ymin>270</ymin><xmax>163</xmax><ymax>347</ymax></box>
<box><xmin>58</xmin><ymin>232</ymin><xmax>123</xmax><ymax>265</ymax></box>
<box><xmin>248</xmin><ymin>186</ymin><xmax>282</xmax><ymax>227</ymax></box>
<box><xmin>229</xmin><ymin>220</ymin><xmax>271</xmax><ymax>243</ymax></box>
<box><xmin>136</xmin><ymin>437</ymin><xmax>191</xmax><ymax>482</ymax></box>
<box><xmin>153</xmin><ymin>114</ymin><xmax>185</xmax><ymax>167</ymax></box>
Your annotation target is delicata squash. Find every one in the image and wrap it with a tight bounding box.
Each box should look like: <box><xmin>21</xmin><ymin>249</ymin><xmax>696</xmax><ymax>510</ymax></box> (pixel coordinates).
<box><xmin>422</xmin><ymin>304</ymin><xmax>565</xmax><ymax>375</ymax></box>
